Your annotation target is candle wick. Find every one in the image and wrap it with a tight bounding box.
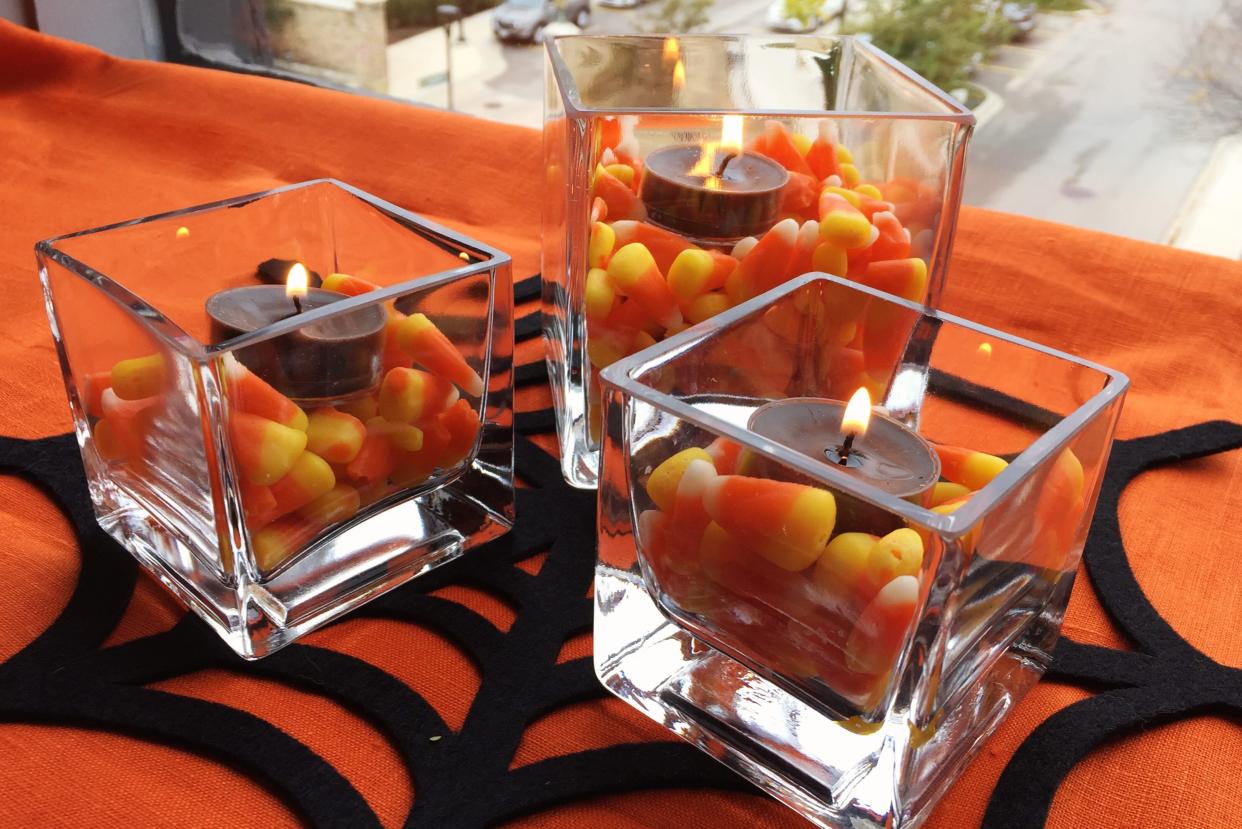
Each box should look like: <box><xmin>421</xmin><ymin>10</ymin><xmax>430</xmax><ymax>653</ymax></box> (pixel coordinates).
<box><xmin>292</xmin><ymin>294</ymin><xmax>304</xmax><ymax>315</ymax></box>
<box><xmin>714</xmin><ymin>152</ymin><xmax>737</xmax><ymax>178</ymax></box>
<box><xmin>838</xmin><ymin>432</ymin><xmax>856</xmax><ymax>466</ymax></box>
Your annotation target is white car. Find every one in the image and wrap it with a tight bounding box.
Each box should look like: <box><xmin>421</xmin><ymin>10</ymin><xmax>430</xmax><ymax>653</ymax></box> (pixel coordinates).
<box><xmin>765</xmin><ymin>0</ymin><xmax>845</xmax><ymax>33</ymax></box>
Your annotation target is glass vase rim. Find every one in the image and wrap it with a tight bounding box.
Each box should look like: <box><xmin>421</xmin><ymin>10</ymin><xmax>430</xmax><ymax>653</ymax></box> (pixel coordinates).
<box><xmin>545</xmin><ymin>33</ymin><xmax>977</xmax><ymax>124</ymax></box>
<box><xmin>599</xmin><ymin>273</ymin><xmax>1129</xmax><ymax>536</ymax></box>
<box><xmin>34</xmin><ymin>178</ymin><xmax>512</xmax><ymax>361</ymax></box>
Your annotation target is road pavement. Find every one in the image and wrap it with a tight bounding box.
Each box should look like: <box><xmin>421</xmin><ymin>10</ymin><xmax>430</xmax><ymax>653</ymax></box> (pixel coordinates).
<box><xmin>963</xmin><ymin>0</ymin><xmax>1234</xmax><ymax>244</ymax></box>
<box><xmin>387</xmin><ymin>0</ymin><xmax>1240</xmax><ymax>248</ymax></box>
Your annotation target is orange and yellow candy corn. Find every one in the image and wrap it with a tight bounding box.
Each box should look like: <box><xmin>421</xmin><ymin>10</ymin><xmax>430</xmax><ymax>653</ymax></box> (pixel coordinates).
<box><xmin>379</xmin><ymin>367</ymin><xmax>459</xmax><ymax>424</ymax></box>
<box><xmin>305</xmin><ymin>408</ymin><xmax>367</xmax><ymax>464</ymax></box>
<box><xmin>396</xmin><ymin>313</ymin><xmax>485</xmax><ymax>398</ymax></box>
<box><xmin>606</xmin><ymin>243</ymin><xmax>683</xmax><ymax>330</ymax></box>
<box><xmin>229</xmin><ymin>411</ymin><xmax>307</xmax><ymax>486</ymax></box>
<box><xmin>703</xmin><ymin>475</ymin><xmax>837</xmax><ymax>572</ymax></box>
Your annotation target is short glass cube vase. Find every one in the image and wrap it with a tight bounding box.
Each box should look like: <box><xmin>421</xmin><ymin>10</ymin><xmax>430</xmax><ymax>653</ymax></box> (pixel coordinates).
<box><xmin>594</xmin><ymin>274</ymin><xmax>1127</xmax><ymax>828</ymax></box>
<box><xmin>543</xmin><ymin>34</ymin><xmax>974</xmax><ymax>487</ymax></box>
<box><xmin>39</xmin><ymin>179</ymin><xmax>515</xmax><ymax>659</ymax></box>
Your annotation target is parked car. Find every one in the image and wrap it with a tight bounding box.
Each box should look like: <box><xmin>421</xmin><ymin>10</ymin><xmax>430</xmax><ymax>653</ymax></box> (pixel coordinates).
<box><xmin>981</xmin><ymin>0</ymin><xmax>1037</xmax><ymax>43</ymax></box>
<box><xmin>765</xmin><ymin>0</ymin><xmax>846</xmax><ymax>34</ymax></box>
<box><xmin>492</xmin><ymin>0</ymin><xmax>590</xmax><ymax>43</ymax></box>
<box><xmin>598</xmin><ymin>0</ymin><xmax>648</xmax><ymax>8</ymax></box>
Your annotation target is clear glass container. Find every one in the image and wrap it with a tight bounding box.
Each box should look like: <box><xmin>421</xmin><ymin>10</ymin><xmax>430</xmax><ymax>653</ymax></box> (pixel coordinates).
<box><xmin>38</xmin><ymin>179</ymin><xmax>515</xmax><ymax>659</ymax></box>
<box><xmin>595</xmin><ymin>274</ymin><xmax>1127</xmax><ymax>828</ymax></box>
<box><xmin>543</xmin><ymin>34</ymin><xmax>974</xmax><ymax>487</ymax></box>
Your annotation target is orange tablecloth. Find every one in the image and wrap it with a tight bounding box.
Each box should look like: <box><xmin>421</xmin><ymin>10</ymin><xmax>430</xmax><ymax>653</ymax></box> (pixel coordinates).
<box><xmin>2</xmin><ymin>20</ymin><xmax>1241</xmax><ymax>828</ymax></box>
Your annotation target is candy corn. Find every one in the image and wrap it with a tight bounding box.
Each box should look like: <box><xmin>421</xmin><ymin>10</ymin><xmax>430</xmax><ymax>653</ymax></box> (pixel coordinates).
<box><xmin>811</xmin><ymin>241</ymin><xmax>849</xmax><ymax>277</ymax></box>
<box><xmin>111</xmin><ymin>353</ymin><xmax>166</xmax><ymax>401</ymax></box>
<box><xmin>395</xmin><ymin>313</ymin><xmax>484</xmax><ymax>397</ymax></box>
<box><xmin>593</xmin><ymin>164</ymin><xmax>643</xmax><ymax>221</ymax></box>
<box><xmin>869</xmin><ymin>211</ymin><xmax>912</xmax><ymax>261</ymax></box>
<box><xmin>396</xmin><ymin>417</ymin><xmax>452</xmax><ymax>482</ymax></box>
<box><xmin>726</xmin><ymin>218</ymin><xmax>798</xmax><ymax>304</ymax></box>
<box><xmin>585</xmin><ymin>268</ymin><xmax>617</xmax><ymax>321</ymax></box>
<box><xmin>646</xmin><ymin>447</ymin><xmax>713</xmax><ymax>512</ymax></box>
<box><xmin>703</xmin><ymin>475</ymin><xmax>836</xmax><ymax>572</ymax></box>
<box><xmin>589</xmin><ymin>221</ymin><xmax>615</xmax><ymax>270</ymax></box>
<box><xmin>751</xmin><ymin>120</ymin><xmax>814</xmax><ymax>178</ymax></box>
<box><xmin>299</xmin><ymin>482</ymin><xmax>361</xmax><ymax>525</ymax></box>
<box><xmin>252</xmin><ymin>516</ymin><xmax>319</xmax><ymax>572</ymax></box>
<box><xmin>379</xmin><ymin>367</ymin><xmax>459</xmax><ymax>424</ymax></box>
<box><xmin>704</xmin><ymin>437</ymin><xmax>744</xmax><ymax>475</ymax></box>
<box><xmin>928</xmin><ymin>481</ymin><xmax>971</xmax><ymax>508</ymax></box>
<box><xmin>606</xmin><ymin>243</ymin><xmax>683</xmax><ymax>329</ymax></box>
<box><xmin>666</xmin><ymin>249</ymin><xmax>721</xmax><ymax>303</ymax></box>
<box><xmin>365</xmin><ymin>416</ymin><xmax>425</xmax><ymax>452</ymax></box>
<box><xmin>862</xmin><ymin>258</ymin><xmax>928</xmax><ymax>303</ymax></box>
<box><xmin>805</xmin><ymin>123</ymin><xmax>841</xmax><ymax>180</ymax></box>
<box><xmin>270</xmin><ymin>450</ymin><xmax>336</xmax><ymax>518</ymax></box>
<box><xmin>665</xmin><ymin>458</ymin><xmax>718</xmax><ymax>572</ymax></box>
<box><xmin>686</xmin><ymin>292</ymin><xmax>730</xmax><ymax>324</ymax></box>
<box><xmin>321</xmin><ymin>273</ymin><xmax>380</xmax><ymax>296</ymax></box>
<box><xmin>862</xmin><ymin>528</ymin><xmax>924</xmax><ymax>596</ymax></box>
<box><xmin>344</xmin><ymin>431</ymin><xmax>397</xmax><ymax>486</ymax></box>
<box><xmin>82</xmin><ymin>370</ymin><xmax>112</xmax><ymax>417</ymax></box>
<box><xmin>813</xmin><ymin>532</ymin><xmax>878</xmax><ymax>599</ymax></box>
<box><xmin>934</xmin><ymin>445</ymin><xmax>1008</xmax><ymax>491</ymax></box>
<box><xmin>438</xmin><ymin>397</ymin><xmax>480</xmax><ymax>467</ymax></box>
<box><xmin>845</xmin><ymin>575</ymin><xmax>919</xmax><ymax>674</ymax></box>
<box><xmin>229</xmin><ymin>411</ymin><xmax>308</xmax><ymax>486</ymax></box>
<box><xmin>305</xmin><ymin>408</ymin><xmax>367</xmax><ymax>464</ymax></box>
<box><xmin>239</xmin><ymin>480</ymin><xmax>279</xmax><ymax>528</ymax></box>
<box><xmin>223</xmin><ymin>355</ymin><xmax>308</xmax><ymax>432</ymax></box>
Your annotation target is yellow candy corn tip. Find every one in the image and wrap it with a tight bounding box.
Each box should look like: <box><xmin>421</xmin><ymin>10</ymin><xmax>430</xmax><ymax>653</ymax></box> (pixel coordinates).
<box><xmin>962</xmin><ymin>453</ymin><xmax>1008</xmax><ymax>491</ymax></box>
<box><xmin>607</xmin><ymin>243</ymin><xmax>657</xmax><ymax>288</ymax></box>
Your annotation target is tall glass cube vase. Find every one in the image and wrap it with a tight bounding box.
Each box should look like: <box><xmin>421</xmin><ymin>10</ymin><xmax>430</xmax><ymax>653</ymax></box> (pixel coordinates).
<box><xmin>39</xmin><ymin>179</ymin><xmax>515</xmax><ymax>659</ymax></box>
<box><xmin>543</xmin><ymin>34</ymin><xmax>974</xmax><ymax>487</ymax></box>
<box><xmin>595</xmin><ymin>274</ymin><xmax>1127</xmax><ymax>828</ymax></box>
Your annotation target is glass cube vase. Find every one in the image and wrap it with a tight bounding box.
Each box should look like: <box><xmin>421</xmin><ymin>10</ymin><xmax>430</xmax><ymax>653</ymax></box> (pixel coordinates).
<box><xmin>543</xmin><ymin>34</ymin><xmax>974</xmax><ymax>487</ymax></box>
<box><xmin>595</xmin><ymin>274</ymin><xmax>1127</xmax><ymax>828</ymax></box>
<box><xmin>38</xmin><ymin>179</ymin><xmax>515</xmax><ymax>659</ymax></box>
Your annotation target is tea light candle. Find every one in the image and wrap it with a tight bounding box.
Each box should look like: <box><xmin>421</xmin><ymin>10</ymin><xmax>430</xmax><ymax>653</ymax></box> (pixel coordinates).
<box><xmin>747</xmin><ymin>389</ymin><xmax>940</xmax><ymax>534</ymax></box>
<box><xmin>206</xmin><ymin>264</ymin><xmax>386</xmax><ymax>404</ymax></box>
<box><xmin>640</xmin><ymin>115</ymin><xmax>788</xmax><ymax>242</ymax></box>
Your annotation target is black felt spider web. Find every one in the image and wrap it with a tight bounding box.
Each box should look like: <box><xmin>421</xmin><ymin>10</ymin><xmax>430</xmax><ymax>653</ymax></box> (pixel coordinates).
<box><xmin>0</xmin><ymin>274</ymin><xmax>1239</xmax><ymax>828</ymax></box>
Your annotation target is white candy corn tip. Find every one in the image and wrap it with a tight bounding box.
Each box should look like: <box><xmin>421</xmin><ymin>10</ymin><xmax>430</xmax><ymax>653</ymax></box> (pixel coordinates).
<box><xmin>797</xmin><ymin>219</ymin><xmax>820</xmax><ymax>246</ymax></box>
<box><xmin>771</xmin><ymin>218</ymin><xmax>799</xmax><ymax>243</ymax></box>
<box><xmin>637</xmin><ymin>509</ymin><xmax>664</xmax><ymax>538</ymax></box>
<box><xmin>600</xmin><ymin>147</ymin><xmax>617</xmax><ymax>165</ymax></box>
<box><xmin>676</xmin><ymin>459</ymin><xmax>717</xmax><ymax>502</ymax></box>
<box><xmin>873</xmin><ymin>210</ymin><xmax>897</xmax><ymax>224</ymax></box>
<box><xmin>823</xmin><ymin>174</ymin><xmax>843</xmax><ymax>188</ymax></box>
<box><xmin>875</xmin><ymin>574</ymin><xmax>919</xmax><ymax>606</ymax></box>
<box><xmin>610</xmin><ymin>220</ymin><xmax>638</xmax><ymax>243</ymax></box>
<box><xmin>732</xmin><ymin>236</ymin><xmax>758</xmax><ymax>258</ymax></box>
<box><xmin>701</xmin><ymin>474</ymin><xmax>728</xmax><ymax>521</ymax></box>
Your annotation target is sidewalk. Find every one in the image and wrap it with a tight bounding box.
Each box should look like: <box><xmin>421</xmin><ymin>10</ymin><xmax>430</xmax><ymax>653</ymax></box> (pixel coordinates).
<box><xmin>386</xmin><ymin>11</ymin><xmax>544</xmax><ymax>128</ymax></box>
<box><xmin>1165</xmin><ymin>135</ymin><xmax>1242</xmax><ymax>261</ymax></box>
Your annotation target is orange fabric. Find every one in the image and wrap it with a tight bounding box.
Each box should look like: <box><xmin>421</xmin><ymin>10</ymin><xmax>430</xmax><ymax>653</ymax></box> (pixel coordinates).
<box><xmin>2</xmin><ymin>20</ymin><xmax>1242</xmax><ymax>829</ymax></box>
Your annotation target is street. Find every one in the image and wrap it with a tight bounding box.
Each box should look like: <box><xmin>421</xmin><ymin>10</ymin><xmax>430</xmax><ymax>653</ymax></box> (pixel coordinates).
<box><xmin>964</xmin><ymin>0</ymin><xmax>1233</xmax><ymax>243</ymax></box>
<box><xmin>387</xmin><ymin>0</ymin><xmax>1239</xmax><ymax>247</ymax></box>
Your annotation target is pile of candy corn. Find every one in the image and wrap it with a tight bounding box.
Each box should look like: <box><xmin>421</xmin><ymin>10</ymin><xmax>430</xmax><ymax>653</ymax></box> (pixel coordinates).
<box><xmin>83</xmin><ymin>273</ymin><xmax>483</xmax><ymax>575</ymax></box>
<box><xmin>585</xmin><ymin>119</ymin><xmax>935</xmax><ymax>375</ymax></box>
<box><xmin>635</xmin><ymin>436</ymin><xmax>1085</xmax><ymax>707</ymax></box>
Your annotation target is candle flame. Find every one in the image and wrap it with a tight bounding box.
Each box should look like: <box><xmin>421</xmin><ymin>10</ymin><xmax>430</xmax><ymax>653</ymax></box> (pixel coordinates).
<box><xmin>842</xmin><ymin>387</ymin><xmax>872</xmax><ymax>437</ymax></box>
<box><xmin>721</xmin><ymin>115</ymin><xmax>744</xmax><ymax>154</ymax></box>
<box><xmin>285</xmin><ymin>263</ymin><xmax>309</xmax><ymax>300</ymax></box>
<box><xmin>672</xmin><ymin>58</ymin><xmax>685</xmax><ymax>92</ymax></box>
<box><xmin>663</xmin><ymin>37</ymin><xmax>679</xmax><ymax>63</ymax></box>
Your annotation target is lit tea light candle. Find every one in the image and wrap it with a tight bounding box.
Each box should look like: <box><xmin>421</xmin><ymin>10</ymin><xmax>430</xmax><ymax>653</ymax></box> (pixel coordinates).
<box><xmin>747</xmin><ymin>389</ymin><xmax>940</xmax><ymax>533</ymax></box>
<box><xmin>640</xmin><ymin>114</ymin><xmax>788</xmax><ymax>243</ymax></box>
<box><xmin>206</xmin><ymin>263</ymin><xmax>386</xmax><ymax>404</ymax></box>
